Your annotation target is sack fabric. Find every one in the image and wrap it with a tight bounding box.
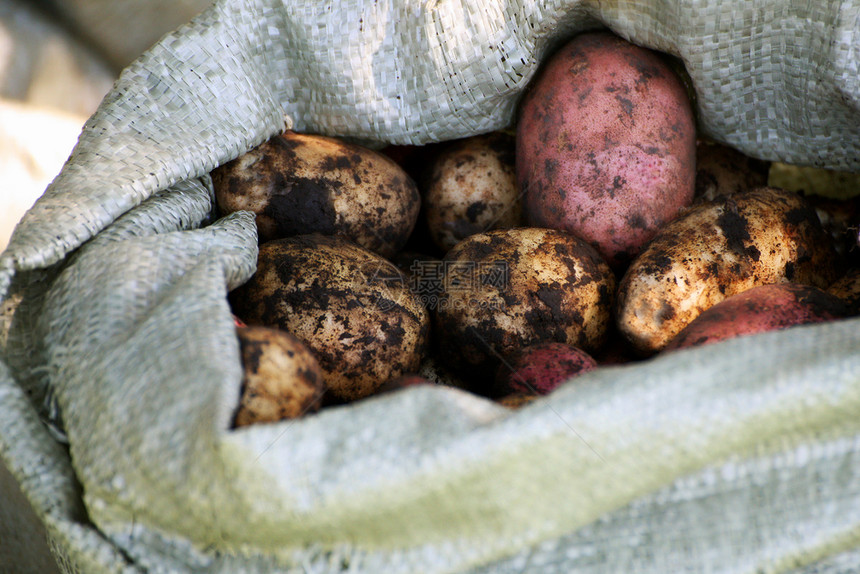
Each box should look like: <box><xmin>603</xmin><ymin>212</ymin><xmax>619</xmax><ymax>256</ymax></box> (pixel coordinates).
<box><xmin>1</xmin><ymin>0</ymin><xmax>859</xmax><ymax>572</ymax></box>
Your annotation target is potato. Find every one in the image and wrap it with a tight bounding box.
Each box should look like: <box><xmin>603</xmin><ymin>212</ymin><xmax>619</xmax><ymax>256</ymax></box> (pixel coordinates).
<box><xmin>433</xmin><ymin>227</ymin><xmax>615</xmax><ymax>386</ymax></box>
<box><xmin>417</xmin><ymin>355</ymin><xmax>472</xmax><ymax>393</ymax></box>
<box><xmin>616</xmin><ymin>187</ymin><xmax>839</xmax><ymax>354</ymax></box>
<box><xmin>694</xmin><ymin>140</ymin><xmax>770</xmax><ymax>202</ymax></box>
<box><xmin>497</xmin><ymin>393</ymin><xmax>540</xmax><ymax>409</ymax></box>
<box><xmin>494</xmin><ymin>342</ymin><xmax>597</xmax><ymax>397</ymax></box>
<box><xmin>592</xmin><ymin>327</ymin><xmax>639</xmax><ymax>366</ymax></box>
<box><xmin>804</xmin><ymin>194</ymin><xmax>860</xmax><ymax>264</ymax></box>
<box><xmin>424</xmin><ymin>132</ymin><xmax>521</xmax><ymax>252</ymax></box>
<box><xmin>233</xmin><ymin>326</ymin><xmax>325</xmax><ymax>427</ymax></box>
<box><xmin>374</xmin><ymin>374</ymin><xmax>432</xmax><ymax>396</ymax></box>
<box><xmin>389</xmin><ymin>250</ymin><xmax>443</xmax><ymax>308</ymax></box>
<box><xmin>211</xmin><ymin>131</ymin><xmax>420</xmax><ymax>257</ymax></box>
<box><xmin>516</xmin><ymin>31</ymin><xmax>696</xmax><ymax>268</ymax></box>
<box><xmin>230</xmin><ymin>234</ymin><xmax>430</xmax><ymax>401</ymax></box>
<box><xmin>663</xmin><ymin>283</ymin><xmax>848</xmax><ymax>351</ymax></box>
<box><xmin>827</xmin><ymin>267</ymin><xmax>860</xmax><ymax>315</ymax></box>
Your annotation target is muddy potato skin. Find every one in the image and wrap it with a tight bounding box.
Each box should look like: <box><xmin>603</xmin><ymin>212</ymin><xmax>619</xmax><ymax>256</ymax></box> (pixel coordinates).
<box><xmin>233</xmin><ymin>326</ymin><xmax>325</xmax><ymax>427</ymax></box>
<box><xmin>617</xmin><ymin>187</ymin><xmax>839</xmax><ymax>354</ymax></box>
<box><xmin>806</xmin><ymin>194</ymin><xmax>860</xmax><ymax>264</ymax></box>
<box><xmin>211</xmin><ymin>131</ymin><xmax>420</xmax><ymax>257</ymax></box>
<box><xmin>230</xmin><ymin>234</ymin><xmax>430</xmax><ymax>401</ymax></box>
<box><xmin>694</xmin><ymin>140</ymin><xmax>770</xmax><ymax>202</ymax></box>
<box><xmin>433</xmin><ymin>228</ymin><xmax>615</xmax><ymax>384</ymax></box>
<box><xmin>828</xmin><ymin>268</ymin><xmax>860</xmax><ymax>315</ymax></box>
<box><xmin>425</xmin><ymin>132</ymin><xmax>521</xmax><ymax>252</ymax></box>
<box><xmin>494</xmin><ymin>342</ymin><xmax>597</xmax><ymax>397</ymax></box>
<box><xmin>663</xmin><ymin>283</ymin><xmax>847</xmax><ymax>351</ymax></box>
<box><xmin>517</xmin><ymin>31</ymin><xmax>696</xmax><ymax>268</ymax></box>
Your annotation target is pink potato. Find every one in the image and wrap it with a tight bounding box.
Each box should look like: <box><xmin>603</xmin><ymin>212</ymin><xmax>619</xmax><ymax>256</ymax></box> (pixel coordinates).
<box><xmin>516</xmin><ymin>31</ymin><xmax>697</xmax><ymax>268</ymax></box>
<box><xmin>495</xmin><ymin>342</ymin><xmax>597</xmax><ymax>397</ymax></box>
<box><xmin>663</xmin><ymin>283</ymin><xmax>848</xmax><ymax>351</ymax></box>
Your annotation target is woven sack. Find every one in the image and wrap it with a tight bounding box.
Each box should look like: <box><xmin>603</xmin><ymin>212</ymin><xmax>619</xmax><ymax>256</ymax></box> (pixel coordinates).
<box><xmin>1</xmin><ymin>0</ymin><xmax>859</xmax><ymax>572</ymax></box>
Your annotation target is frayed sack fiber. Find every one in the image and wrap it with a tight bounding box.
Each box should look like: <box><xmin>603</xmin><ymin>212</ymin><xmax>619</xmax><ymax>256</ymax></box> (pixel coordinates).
<box><xmin>1</xmin><ymin>0</ymin><xmax>859</xmax><ymax>572</ymax></box>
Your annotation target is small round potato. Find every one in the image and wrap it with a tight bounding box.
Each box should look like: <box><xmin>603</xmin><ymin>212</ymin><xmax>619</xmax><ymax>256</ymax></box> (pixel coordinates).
<box><xmin>424</xmin><ymin>132</ymin><xmax>521</xmax><ymax>252</ymax></box>
<box><xmin>212</xmin><ymin>131</ymin><xmax>420</xmax><ymax>257</ymax></box>
<box><xmin>616</xmin><ymin>187</ymin><xmax>839</xmax><ymax>354</ymax></box>
<box><xmin>433</xmin><ymin>228</ymin><xmax>615</xmax><ymax>385</ymax></box>
<box><xmin>230</xmin><ymin>234</ymin><xmax>430</xmax><ymax>401</ymax></box>
<box><xmin>663</xmin><ymin>283</ymin><xmax>848</xmax><ymax>351</ymax></box>
<box><xmin>233</xmin><ymin>325</ymin><xmax>325</xmax><ymax>427</ymax></box>
<box><xmin>517</xmin><ymin>31</ymin><xmax>696</xmax><ymax>268</ymax></box>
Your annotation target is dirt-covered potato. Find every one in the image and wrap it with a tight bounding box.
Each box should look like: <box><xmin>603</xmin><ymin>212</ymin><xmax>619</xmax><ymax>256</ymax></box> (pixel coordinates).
<box><xmin>230</xmin><ymin>234</ymin><xmax>430</xmax><ymax>401</ymax></box>
<box><xmin>663</xmin><ymin>283</ymin><xmax>848</xmax><ymax>351</ymax></box>
<box><xmin>694</xmin><ymin>140</ymin><xmax>771</xmax><ymax>202</ymax></box>
<box><xmin>424</xmin><ymin>132</ymin><xmax>521</xmax><ymax>252</ymax></box>
<box><xmin>494</xmin><ymin>342</ymin><xmax>597</xmax><ymax>397</ymax></box>
<box><xmin>517</xmin><ymin>31</ymin><xmax>696</xmax><ymax>268</ymax></box>
<box><xmin>211</xmin><ymin>131</ymin><xmax>420</xmax><ymax>257</ymax></box>
<box><xmin>388</xmin><ymin>250</ymin><xmax>443</xmax><ymax>308</ymax></box>
<box><xmin>433</xmin><ymin>228</ymin><xmax>615</xmax><ymax>386</ymax></box>
<box><xmin>233</xmin><ymin>325</ymin><xmax>325</xmax><ymax>427</ymax></box>
<box><xmin>616</xmin><ymin>187</ymin><xmax>839</xmax><ymax>354</ymax></box>
<box><xmin>827</xmin><ymin>267</ymin><xmax>860</xmax><ymax>315</ymax></box>
<box><xmin>804</xmin><ymin>194</ymin><xmax>860</xmax><ymax>264</ymax></box>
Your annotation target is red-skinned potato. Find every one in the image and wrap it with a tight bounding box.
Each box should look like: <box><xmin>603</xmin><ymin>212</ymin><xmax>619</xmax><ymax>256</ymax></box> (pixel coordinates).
<box><xmin>616</xmin><ymin>187</ymin><xmax>839</xmax><ymax>355</ymax></box>
<box><xmin>212</xmin><ymin>131</ymin><xmax>420</xmax><ymax>257</ymax></box>
<box><xmin>233</xmin><ymin>326</ymin><xmax>325</xmax><ymax>427</ymax></box>
<box><xmin>494</xmin><ymin>342</ymin><xmax>597</xmax><ymax>397</ymax></box>
<box><xmin>663</xmin><ymin>283</ymin><xmax>848</xmax><ymax>351</ymax></box>
<box><xmin>373</xmin><ymin>374</ymin><xmax>432</xmax><ymax>396</ymax></box>
<box><xmin>517</xmin><ymin>31</ymin><xmax>696</xmax><ymax>268</ymax></box>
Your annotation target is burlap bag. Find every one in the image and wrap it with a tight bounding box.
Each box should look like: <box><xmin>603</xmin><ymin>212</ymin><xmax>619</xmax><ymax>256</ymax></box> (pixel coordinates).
<box><xmin>1</xmin><ymin>0</ymin><xmax>859</xmax><ymax>572</ymax></box>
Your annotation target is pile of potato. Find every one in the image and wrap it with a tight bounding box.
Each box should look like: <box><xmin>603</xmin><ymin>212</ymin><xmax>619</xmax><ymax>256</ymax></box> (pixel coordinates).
<box><xmin>213</xmin><ymin>31</ymin><xmax>860</xmax><ymax>427</ymax></box>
